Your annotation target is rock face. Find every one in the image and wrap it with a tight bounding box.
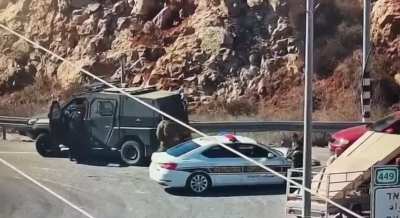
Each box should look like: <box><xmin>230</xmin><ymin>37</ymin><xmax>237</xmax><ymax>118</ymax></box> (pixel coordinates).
<box><xmin>372</xmin><ymin>0</ymin><xmax>400</xmax><ymax>65</ymax></box>
<box><xmin>0</xmin><ymin>0</ymin><xmax>398</xmax><ymax>118</ymax></box>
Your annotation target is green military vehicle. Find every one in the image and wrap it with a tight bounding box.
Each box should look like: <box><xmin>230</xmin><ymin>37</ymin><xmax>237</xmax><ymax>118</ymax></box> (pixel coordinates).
<box><xmin>31</xmin><ymin>85</ymin><xmax>190</xmax><ymax>166</ymax></box>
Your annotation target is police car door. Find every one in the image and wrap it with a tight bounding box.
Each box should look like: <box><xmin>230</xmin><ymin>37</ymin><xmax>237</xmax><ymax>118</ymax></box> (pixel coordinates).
<box><xmin>239</xmin><ymin>144</ymin><xmax>285</xmax><ymax>185</ymax></box>
<box><xmin>201</xmin><ymin>145</ymin><xmax>246</xmax><ymax>186</ymax></box>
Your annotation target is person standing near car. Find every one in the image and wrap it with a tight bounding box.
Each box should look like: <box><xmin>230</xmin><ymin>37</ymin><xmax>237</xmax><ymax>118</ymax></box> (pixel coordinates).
<box><xmin>67</xmin><ymin>103</ymin><xmax>87</xmax><ymax>162</ymax></box>
<box><xmin>287</xmin><ymin>133</ymin><xmax>304</xmax><ymax>168</ymax></box>
<box><xmin>156</xmin><ymin>119</ymin><xmax>188</xmax><ymax>152</ymax></box>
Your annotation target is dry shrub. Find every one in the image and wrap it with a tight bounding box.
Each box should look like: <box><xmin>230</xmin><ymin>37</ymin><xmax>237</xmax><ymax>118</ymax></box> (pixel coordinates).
<box><xmin>313</xmin><ymin>51</ymin><xmax>362</xmax><ymax>121</ymax></box>
<box><xmin>193</xmin><ymin>97</ymin><xmax>259</xmax><ymax>120</ymax></box>
<box><xmin>370</xmin><ymin>53</ymin><xmax>400</xmax><ymax>111</ymax></box>
<box><xmin>0</xmin><ymin>77</ymin><xmax>83</xmax><ymax>116</ymax></box>
<box><xmin>0</xmin><ymin>77</ymin><xmax>52</xmax><ymax>116</ymax></box>
<box><xmin>225</xmin><ymin>99</ymin><xmax>258</xmax><ymax>116</ymax></box>
<box><xmin>290</xmin><ymin>0</ymin><xmax>362</xmax><ymax>77</ymax></box>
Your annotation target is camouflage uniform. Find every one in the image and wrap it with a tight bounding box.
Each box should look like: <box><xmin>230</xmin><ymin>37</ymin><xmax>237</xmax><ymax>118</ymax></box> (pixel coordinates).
<box><xmin>156</xmin><ymin>120</ymin><xmax>190</xmax><ymax>152</ymax></box>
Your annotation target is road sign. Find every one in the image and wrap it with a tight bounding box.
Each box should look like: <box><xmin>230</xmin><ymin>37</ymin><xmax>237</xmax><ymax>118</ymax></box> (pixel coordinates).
<box><xmin>375</xmin><ymin>167</ymin><xmax>399</xmax><ymax>186</ymax></box>
<box><xmin>372</xmin><ymin>166</ymin><xmax>400</xmax><ymax>218</ymax></box>
<box><xmin>374</xmin><ymin>187</ymin><xmax>400</xmax><ymax>218</ymax></box>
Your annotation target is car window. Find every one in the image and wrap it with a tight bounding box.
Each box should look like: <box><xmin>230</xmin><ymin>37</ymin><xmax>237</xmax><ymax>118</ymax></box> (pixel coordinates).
<box><xmin>202</xmin><ymin>145</ymin><xmax>237</xmax><ymax>158</ymax></box>
<box><xmin>235</xmin><ymin>144</ymin><xmax>272</xmax><ymax>158</ymax></box>
<box><xmin>98</xmin><ymin>101</ymin><xmax>114</xmax><ymax>116</ymax></box>
<box><xmin>167</xmin><ymin>141</ymin><xmax>200</xmax><ymax>157</ymax></box>
<box><xmin>91</xmin><ymin>100</ymin><xmax>115</xmax><ymax>117</ymax></box>
<box><xmin>124</xmin><ymin>98</ymin><xmax>154</xmax><ymax>118</ymax></box>
<box><xmin>63</xmin><ymin>99</ymin><xmax>86</xmax><ymax>118</ymax></box>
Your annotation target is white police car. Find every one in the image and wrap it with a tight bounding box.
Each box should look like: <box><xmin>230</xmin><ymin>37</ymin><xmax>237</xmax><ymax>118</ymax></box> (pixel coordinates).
<box><xmin>149</xmin><ymin>134</ymin><xmax>292</xmax><ymax>194</ymax></box>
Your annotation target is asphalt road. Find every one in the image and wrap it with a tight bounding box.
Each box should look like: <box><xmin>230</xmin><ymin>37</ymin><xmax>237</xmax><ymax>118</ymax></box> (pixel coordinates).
<box><xmin>0</xmin><ymin>136</ymin><xmax>332</xmax><ymax>218</ymax></box>
<box><xmin>0</xmin><ymin>139</ymin><xmax>302</xmax><ymax>218</ymax></box>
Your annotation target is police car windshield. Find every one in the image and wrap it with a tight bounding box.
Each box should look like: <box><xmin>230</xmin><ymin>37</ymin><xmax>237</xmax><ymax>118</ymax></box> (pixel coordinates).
<box><xmin>166</xmin><ymin>141</ymin><xmax>200</xmax><ymax>157</ymax></box>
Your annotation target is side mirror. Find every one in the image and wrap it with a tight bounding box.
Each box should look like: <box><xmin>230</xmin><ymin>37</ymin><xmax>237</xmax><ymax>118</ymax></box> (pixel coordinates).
<box><xmin>267</xmin><ymin>153</ymin><xmax>276</xmax><ymax>159</ymax></box>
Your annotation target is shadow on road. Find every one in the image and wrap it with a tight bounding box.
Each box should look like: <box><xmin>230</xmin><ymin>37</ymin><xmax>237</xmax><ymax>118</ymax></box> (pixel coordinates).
<box><xmin>165</xmin><ymin>184</ymin><xmax>286</xmax><ymax>197</ymax></box>
<box><xmin>53</xmin><ymin>149</ymin><xmax>152</xmax><ymax>168</ymax></box>
<box><xmin>57</xmin><ymin>150</ymin><xmax>129</xmax><ymax>168</ymax></box>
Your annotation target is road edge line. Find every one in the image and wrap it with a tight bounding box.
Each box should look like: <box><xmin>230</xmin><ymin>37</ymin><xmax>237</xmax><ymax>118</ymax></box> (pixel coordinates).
<box><xmin>0</xmin><ymin>158</ymin><xmax>96</xmax><ymax>218</ymax></box>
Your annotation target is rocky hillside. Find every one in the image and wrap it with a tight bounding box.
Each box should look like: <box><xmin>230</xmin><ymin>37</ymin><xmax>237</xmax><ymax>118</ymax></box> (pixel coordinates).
<box><xmin>0</xmin><ymin>0</ymin><xmax>399</xmax><ymax>120</ymax></box>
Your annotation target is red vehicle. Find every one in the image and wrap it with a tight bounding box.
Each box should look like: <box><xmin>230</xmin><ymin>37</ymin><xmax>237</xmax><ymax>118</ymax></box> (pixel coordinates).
<box><xmin>329</xmin><ymin>112</ymin><xmax>400</xmax><ymax>155</ymax></box>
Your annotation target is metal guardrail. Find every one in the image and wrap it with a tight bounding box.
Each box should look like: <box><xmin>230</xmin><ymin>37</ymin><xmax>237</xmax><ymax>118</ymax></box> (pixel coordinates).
<box><xmin>0</xmin><ymin>116</ymin><xmax>30</xmax><ymax>140</ymax></box>
<box><xmin>0</xmin><ymin>116</ymin><xmax>29</xmax><ymax>124</ymax></box>
<box><xmin>191</xmin><ymin>121</ymin><xmax>371</xmax><ymax>133</ymax></box>
<box><xmin>0</xmin><ymin>116</ymin><xmax>372</xmax><ymax>140</ymax></box>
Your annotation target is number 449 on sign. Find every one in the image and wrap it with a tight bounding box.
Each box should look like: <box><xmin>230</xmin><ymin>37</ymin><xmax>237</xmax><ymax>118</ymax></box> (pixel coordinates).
<box><xmin>376</xmin><ymin>168</ymin><xmax>399</xmax><ymax>185</ymax></box>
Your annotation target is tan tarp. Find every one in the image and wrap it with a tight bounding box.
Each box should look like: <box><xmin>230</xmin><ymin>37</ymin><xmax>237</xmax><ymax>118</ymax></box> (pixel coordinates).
<box><xmin>312</xmin><ymin>131</ymin><xmax>400</xmax><ymax>199</ymax></box>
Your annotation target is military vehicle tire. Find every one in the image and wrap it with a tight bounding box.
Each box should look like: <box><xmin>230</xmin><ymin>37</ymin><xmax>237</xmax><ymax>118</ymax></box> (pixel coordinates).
<box><xmin>36</xmin><ymin>133</ymin><xmax>57</xmax><ymax>157</ymax></box>
<box><xmin>120</xmin><ymin>140</ymin><xmax>144</xmax><ymax>166</ymax></box>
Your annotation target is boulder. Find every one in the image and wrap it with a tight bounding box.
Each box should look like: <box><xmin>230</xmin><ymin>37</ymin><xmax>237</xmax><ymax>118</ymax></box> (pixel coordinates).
<box><xmin>0</xmin><ymin>0</ymin><xmax>9</xmax><ymax>9</ymax></box>
<box><xmin>271</xmin><ymin>17</ymin><xmax>291</xmax><ymax>40</ymax></box>
<box><xmin>72</xmin><ymin>13</ymin><xmax>89</xmax><ymax>25</ymax></box>
<box><xmin>70</xmin><ymin>0</ymin><xmax>95</xmax><ymax>9</ymax></box>
<box><xmin>247</xmin><ymin>0</ymin><xmax>264</xmax><ymax>8</ymax></box>
<box><xmin>77</xmin><ymin>15</ymin><xmax>98</xmax><ymax>35</ymax></box>
<box><xmin>85</xmin><ymin>3</ymin><xmax>102</xmax><ymax>14</ymax></box>
<box><xmin>56</xmin><ymin>60</ymin><xmax>85</xmax><ymax>89</ymax></box>
<box><xmin>117</xmin><ymin>17</ymin><xmax>130</xmax><ymax>30</ymax></box>
<box><xmin>132</xmin><ymin>74</ymin><xmax>143</xmax><ymax>85</ymax></box>
<box><xmin>132</xmin><ymin>0</ymin><xmax>163</xmax><ymax>19</ymax></box>
<box><xmin>113</xmin><ymin>1</ymin><xmax>128</xmax><ymax>15</ymax></box>
<box><xmin>199</xmin><ymin>27</ymin><xmax>234</xmax><ymax>54</ymax></box>
<box><xmin>221</xmin><ymin>0</ymin><xmax>248</xmax><ymax>17</ymax></box>
<box><xmin>372</xmin><ymin>0</ymin><xmax>400</xmax><ymax>60</ymax></box>
<box><xmin>128</xmin><ymin>0</ymin><xmax>135</xmax><ymax>7</ymax></box>
<box><xmin>58</xmin><ymin>0</ymin><xmax>95</xmax><ymax>13</ymax></box>
<box><xmin>153</xmin><ymin>6</ymin><xmax>179</xmax><ymax>29</ymax></box>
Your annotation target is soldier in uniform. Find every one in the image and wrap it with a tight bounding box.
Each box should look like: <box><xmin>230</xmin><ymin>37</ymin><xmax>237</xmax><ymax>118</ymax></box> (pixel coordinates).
<box><xmin>287</xmin><ymin>133</ymin><xmax>304</xmax><ymax>168</ymax></box>
<box><xmin>66</xmin><ymin>103</ymin><xmax>88</xmax><ymax>162</ymax></box>
<box><xmin>287</xmin><ymin>133</ymin><xmax>304</xmax><ymax>193</ymax></box>
<box><xmin>156</xmin><ymin>119</ymin><xmax>190</xmax><ymax>152</ymax></box>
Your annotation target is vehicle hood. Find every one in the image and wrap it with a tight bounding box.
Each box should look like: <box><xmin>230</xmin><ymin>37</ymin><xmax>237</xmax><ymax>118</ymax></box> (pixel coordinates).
<box><xmin>27</xmin><ymin>113</ymin><xmax>49</xmax><ymax>125</ymax></box>
<box><xmin>273</xmin><ymin>147</ymin><xmax>320</xmax><ymax>166</ymax></box>
<box><xmin>331</xmin><ymin>125</ymin><xmax>368</xmax><ymax>142</ymax></box>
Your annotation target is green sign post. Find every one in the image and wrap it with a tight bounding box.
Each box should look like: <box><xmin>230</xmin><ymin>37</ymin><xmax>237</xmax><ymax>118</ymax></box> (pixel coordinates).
<box><xmin>372</xmin><ymin>165</ymin><xmax>400</xmax><ymax>218</ymax></box>
<box><xmin>375</xmin><ymin>167</ymin><xmax>399</xmax><ymax>186</ymax></box>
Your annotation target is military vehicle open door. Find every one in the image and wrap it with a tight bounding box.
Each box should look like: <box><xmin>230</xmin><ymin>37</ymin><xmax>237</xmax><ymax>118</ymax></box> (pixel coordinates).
<box><xmin>35</xmin><ymin>101</ymin><xmax>63</xmax><ymax>157</ymax></box>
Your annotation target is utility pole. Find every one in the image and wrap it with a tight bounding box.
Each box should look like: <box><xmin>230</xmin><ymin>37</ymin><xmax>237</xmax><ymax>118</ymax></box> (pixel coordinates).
<box><xmin>303</xmin><ymin>0</ymin><xmax>314</xmax><ymax>216</ymax></box>
<box><xmin>120</xmin><ymin>54</ymin><xmax>127</xmax><ymax>88</ymax></box>
<box><xmin>361</xmin><ymin>0</ymin><xmax>371</xmax><ymax>122</ymax></box>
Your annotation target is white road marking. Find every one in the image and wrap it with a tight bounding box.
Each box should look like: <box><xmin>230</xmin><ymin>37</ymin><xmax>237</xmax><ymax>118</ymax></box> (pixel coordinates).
<box><xmin>0</xmin><ymin>158</ymin><xmax>96</xmax><ymax>218</ymax></box>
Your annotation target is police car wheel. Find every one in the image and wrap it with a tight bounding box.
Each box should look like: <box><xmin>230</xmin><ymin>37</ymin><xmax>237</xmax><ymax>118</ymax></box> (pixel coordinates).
<box><xmin>186</xmin><ymin>173</ymin><xmax>211</xmax><ymax>194</ymax></box>
<box><xmin>36</xmin><ymin>133</ymin><xmax>54</xmax><ymax>157</ymax></box>
<box><xmin>120</xmin><ymin>140</ymin><xmax>144</xmax><ymax>166</ymax></box>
